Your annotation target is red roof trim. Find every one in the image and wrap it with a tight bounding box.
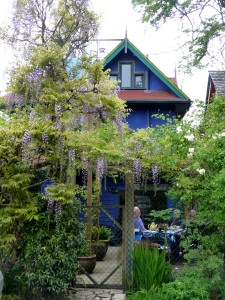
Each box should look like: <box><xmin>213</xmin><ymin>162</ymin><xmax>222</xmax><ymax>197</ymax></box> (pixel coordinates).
<box><xmin>118</xmin><ymin>90</ymin><xmax>184</xmax><ymax>101</ymax></box>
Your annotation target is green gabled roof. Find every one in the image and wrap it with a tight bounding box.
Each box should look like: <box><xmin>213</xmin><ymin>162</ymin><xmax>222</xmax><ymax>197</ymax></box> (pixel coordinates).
<box><xmin>103</xmin><ymin>39</ymin><xmax>190</xmax><ymax>100</ymax></box>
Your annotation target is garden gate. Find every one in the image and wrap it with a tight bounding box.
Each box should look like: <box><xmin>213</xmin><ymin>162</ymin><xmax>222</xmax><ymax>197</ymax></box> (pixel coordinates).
<box><xmin>75</xmin><ymin>174</ymin><xmax>135</xmax><ymax>289</ymax></box>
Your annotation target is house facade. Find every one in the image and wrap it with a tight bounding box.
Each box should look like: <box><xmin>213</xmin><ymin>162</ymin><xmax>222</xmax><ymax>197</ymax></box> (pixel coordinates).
<box><xmin>98</xmin><ymin>39</ymin><xmax>191</xmax><ymax>229</ymax></box>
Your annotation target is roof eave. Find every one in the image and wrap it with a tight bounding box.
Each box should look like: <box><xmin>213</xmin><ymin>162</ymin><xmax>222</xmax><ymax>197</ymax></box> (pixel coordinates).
<box><xmin>125</xmin><ymin>99</ymin><xmax>191</xmax><ymax>104</ymax></box>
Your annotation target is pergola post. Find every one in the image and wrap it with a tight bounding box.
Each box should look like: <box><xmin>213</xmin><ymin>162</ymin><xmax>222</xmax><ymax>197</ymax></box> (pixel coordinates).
<box><xmin>123</xmin><ymin>172</ymin><xmax>134</xmax><ymax>288</ymax></box>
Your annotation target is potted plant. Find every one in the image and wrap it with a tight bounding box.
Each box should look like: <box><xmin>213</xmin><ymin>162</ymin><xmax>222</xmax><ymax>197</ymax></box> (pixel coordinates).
<box><xmin>77</xmin><ymin>233</ymin><xmax>96</xmax><ymax>274</ymax></box>
<box><xmin>91</xmin><ymin>226</ymin><xmax>112</xmax><ymax>261</ymax></box>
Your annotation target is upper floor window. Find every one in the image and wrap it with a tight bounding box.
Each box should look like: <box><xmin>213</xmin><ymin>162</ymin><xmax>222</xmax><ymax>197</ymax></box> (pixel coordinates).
<box><xmin>121</xmin><ymin>63</ymin><xmax>132</xmax><ymax>88</ymax></box>
<box><xmin>135</xmin><ymin>75</ymin><xmax>144</xmax><ymax>88</ymax></box>
<box><xmin>110</xmin><ymin>61</ymin><xmax>146</xmax><ymax>89</ymax></box>
<box><xmin>110</xmin><ymin>75</ymin><xmax>118</xmax><ymax>81</ymax></box>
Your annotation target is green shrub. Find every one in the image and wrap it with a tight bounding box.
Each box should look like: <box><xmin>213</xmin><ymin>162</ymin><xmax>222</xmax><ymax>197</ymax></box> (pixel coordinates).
<box><xmin>2</xmin><ymin>295</ymin><xmax>21</xmax><ymax>300</ymax></box>
<box><xmin>127</xmin><ymin>269</ymin><xmax>210</xmax><ymax>300</ymax></box>
<box><xmin>91</xmin><ymin>225</ymin><xmax>112</xmax><ymax>241</ymax></box>
<box><xmin>161</xmin><ymin>269</ymin><xmax>210</xmax><ymax>300</ymax></box>
<box><xmin>3</xmin><ymin>198</ymin><xmax>83</xmax><ymax>298</ymax></box>
<box><xmin>129</xmin><ymin>244</ymin><xmax>172</xmax><ymax>291</ymax></box>
<box><xmin>126</xmin><ymin>289</ymin><xmax>160</xmax><ymax>300</ymax></box>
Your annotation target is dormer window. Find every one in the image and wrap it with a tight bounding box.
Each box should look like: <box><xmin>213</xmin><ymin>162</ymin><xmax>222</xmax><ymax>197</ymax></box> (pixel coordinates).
<box><xmin>135</xmin><ymin>75</ymin><xmax>144</xmax><ymax>88</ymax></box>
<box><xmin>110</xmin><ymin>75</ymin><xmax>118</xmax><ymax>81</ymax></box>
<box><xmin>110</xmin><ymin>61</ymin><xmax>145</xmax><ymax>89</ymax></box>
<box><xmin>121</xmin><ymin>63</ymin><xmax>132</xmax><ymax>88</ymax></box>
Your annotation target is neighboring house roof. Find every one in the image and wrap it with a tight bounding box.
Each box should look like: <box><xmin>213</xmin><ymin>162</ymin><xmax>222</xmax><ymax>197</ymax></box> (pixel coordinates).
<box><xmin>206</xmin><ymin>71</ymin><xmax>225</xmax><ymax>104</ymax></box>
<box><xmin>103</xmin><ymin>38</ymin><xmax>190</xmax><ymax>101</ymax></box>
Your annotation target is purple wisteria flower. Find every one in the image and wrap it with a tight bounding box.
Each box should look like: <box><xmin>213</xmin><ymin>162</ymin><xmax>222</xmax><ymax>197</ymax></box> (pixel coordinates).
<box><xmin>42</xmin><ymin>133</ymin><xmax>49</xmax><ymax>143</ymax></box>
<box><xmin>44</xmin><ymin>114</ymin><xmax>51</xmax><ymax>120</ymax></box>
<box><xmin>112</xmin><ymin>85</ymin><xmax>120</xmax><ymax>95</ymax></box>
<box><xmin>29</xmin><ymin>111</ymin><xmax>36</xmax><ymax>120</ymax></box>
<box><xmin>5</xmin><ymin>93</ymin><xmax>24</xmax><ymax>105</ymax></box>
<box><xmin>68</xmin><ymin>148</ymin><xmax>76</xmax><ymax>168</ymax></box>
<box><xmin>21</xmin><ymin>131</ymin><xmax>32</xmax><ymax>162</ymax></box>
<box><xmin>55</xmin><ymin>104</ymin><xmax>62</xmax><ymax>116</ymax></box>
<box><xmin>115</xmin><ymin>113</ymin><xmax>124</xmax><ymax>137</ymax></box>
<box><xmin>22</xmin><ymin>131</ymin><xmax>32</xmax><ymax>144</ymax></box>
<box><xmin>134</xmin><ymin>143</ymin><xmax>141</xmax><ymax>152</ymax></box>
<box><xmin>47</xmin><ymin>199</ymin><xmax>54</xmax><ymax>214</ymax></box>
<box><xmin>133</xmin><ymin>158</ymin><xmax>142</xmax><ymax>184</ymax></box>
<box><xmin>55</xmin><ymin>202</ymin><xmax>62</xmax><ymax>230</ymax></box>
<box><xmin>151</xmin><ymin>165</ymin><xmax>159</xmax><ymax>194</ymax></box>
<box><xmin>96</xmin><ymin>157</ymin><xmax>107</xmax><ymax>184</ymax></box>
<box><xmin>82</xmin><ymin>153</ymin><xmax>88</xmax><ymax>186</ymax></box>
<box><xmin>26</xmin><ymin>67</ymin><xmax>43</xmax><ymax>83</ymax></box>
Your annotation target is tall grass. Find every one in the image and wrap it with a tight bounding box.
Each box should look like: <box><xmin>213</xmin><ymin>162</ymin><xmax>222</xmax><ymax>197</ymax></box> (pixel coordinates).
<box><xmin>129</xmin><ymin>244</ymin><xmax>172</xmax><ymax>291</ymax></box>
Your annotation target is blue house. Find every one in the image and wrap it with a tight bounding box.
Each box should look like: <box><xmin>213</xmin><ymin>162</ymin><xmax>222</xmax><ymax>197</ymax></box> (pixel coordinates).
<box><xmin>98</xmin><ymin>39</ymin><xmax>191</xmax><ymax>230</ymax></box>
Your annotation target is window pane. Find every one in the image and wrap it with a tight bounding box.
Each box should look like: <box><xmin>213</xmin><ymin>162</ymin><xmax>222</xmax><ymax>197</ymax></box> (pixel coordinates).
<box><xmin>110</xmin><ymin>75</ymin><xmax>118</xmax><ymax>81</ymax></box>
<box><xmin>135</xmin><ymin>75</ymin><xmax>144</xmax><ymax>88</ymax></box>
<box><xmin>121</xmin><ymin>64</ymin><xmax>132</xmax><ymax>88</ymax></box>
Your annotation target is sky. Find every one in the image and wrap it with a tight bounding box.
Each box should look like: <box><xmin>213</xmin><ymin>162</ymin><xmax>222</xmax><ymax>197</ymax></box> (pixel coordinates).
<box><xmin>0</xmin><ymin>0</ymin><xmax>209</xmax><ymax>101</ymax></box>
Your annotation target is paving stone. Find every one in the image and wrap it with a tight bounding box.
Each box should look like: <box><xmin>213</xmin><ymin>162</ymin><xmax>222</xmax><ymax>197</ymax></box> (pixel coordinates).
<box><xmin>98</xmin><ymin>293</ymin><xmax>112</xmax><ymax>297</ymax></box>
<box><xmin>110</xmin><ymin>289</ymin><xmax>124</xmax><ymax>294</ymax></box>
<box><xmin>68</xmin><ymin>287</ymin><xmax>126</xmax><ymax>299</ymax></box>
<box><xmin>111</xmin><ymin>294</ymin><xmax>126</xmax><ymax>300</ymax></box>
<box><xmin>75</xmin><ymin>291</ymin><xmax>95</xmax><ymax>298</ymax></box>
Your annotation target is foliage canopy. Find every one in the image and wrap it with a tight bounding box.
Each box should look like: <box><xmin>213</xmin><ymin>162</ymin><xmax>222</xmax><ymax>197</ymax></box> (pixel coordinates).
<box><xmin>132</xmin><ymin>0</ymin><xmax>225</xmax><ymax>70</ymax></box>
<box><xmin>0</xmin><ymin>0</ymin><xmax>99</xmax><ymax>59</ymax></box>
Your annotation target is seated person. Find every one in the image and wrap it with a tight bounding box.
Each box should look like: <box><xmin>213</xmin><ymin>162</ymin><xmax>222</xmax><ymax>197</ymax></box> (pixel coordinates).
<box><xmin>168</xmin><ymin>209</ymin><xmax>184</xmax><ymax>228</ymax></box>
<box><xmin>134</xmin><ymin>206</ymin><xmax>146</xmax><ymax>232</ymax></box>
<box><xmin>168</xmin><ymin>209</ymin><xmax>184</xmax><ymax>261</ymax></box>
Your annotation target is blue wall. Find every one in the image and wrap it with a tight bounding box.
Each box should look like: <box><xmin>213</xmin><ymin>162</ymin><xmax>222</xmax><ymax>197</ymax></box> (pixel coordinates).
<box><xmin>126</xmin><ymin>104</ymin><xmax>176</xmax><ymax>130</ymax></box>
<box><xmin>99</xmin><ymin>178</ymin><xmax>125</xmax><ymax>227</ymax></box>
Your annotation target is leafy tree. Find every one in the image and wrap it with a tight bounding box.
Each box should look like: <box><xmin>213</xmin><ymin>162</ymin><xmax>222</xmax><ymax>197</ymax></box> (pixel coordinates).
<box><xmin>132</xmin><ymin>0</ymin><xmax>225</xmax><ymax>70</ymax></box>
<box><xmin>0</xmin><ymin>42</ymin><xmax>128</xmax><ymax>297</ymax></box>
<box><xmin>0</xmin><ymin>0</ymin><xmax>99</xmax><ymax>59</ymax></box>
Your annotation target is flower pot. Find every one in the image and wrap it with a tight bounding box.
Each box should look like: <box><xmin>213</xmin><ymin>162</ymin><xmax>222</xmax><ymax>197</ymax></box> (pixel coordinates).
<box><xmin>99</xmin><ymin>239</ymin><xmax>109</xmax><ymax>251</ymax></box>
<box><xmin>91</xmin><ymin>242</ymin><xmax>108</xmax><ymax>261</ymax></box>
<box><xmin>77</xmin><ymin>254</ymin><xmax>96</xmax><ymax>274</ymax></box>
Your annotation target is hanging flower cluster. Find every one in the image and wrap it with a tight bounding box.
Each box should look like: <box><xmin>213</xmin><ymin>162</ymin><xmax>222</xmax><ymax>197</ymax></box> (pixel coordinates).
<box><xmin>133</xmin><ymin>158</ymin><xmax>142</xmax><ymax>184</ymax></box>
<box><xmin>47</xmin><ymin>198</ymin><xmax>62</xmax><ymax>230</ymax></box>
<box><xmin>96</xmin><ymin>157</ymin><xmax>107</xmax><ymax>184</ymax></box>
<box><xmin>21</xmin><ymin>131</ymin><xmax>32</xmax><ymax>162</ymax></box>
<box><xmin>115</xmin><ymin>112</ymin><xmax>124</xmax><ymax>137</ymax></box>
<box><xmin>68</xmin><ymin>148</ymin><xmax>76</xmax><ymax>167</ymax></box>
<box><xmin>81</xmin><ymin>153</ymin><xmax>88</xmax><ymax>186</ymax></box>
<box><xmin>151</xmin><ymin>165</ymin><xmax>159</xmax><ymax>194</ymax></box>
<box><xmin>26</xmin><ymin>67</ymin><xmax>43</xmax><ymax>83</ymax></box>
<box><xmin>47</xmin><ymin>199</ymin><xmax>54</xmax><ymax>214</ymax></box>
<box><xmin>42</xmin><ymin>133</ymin><xmax>49</xmax><ymax>144</ymax></box>
<box><xmin>55</xmin><ymin>104</ymin><xmax>62</xmax><ymax>117</ymax></box>
<box><xmin>112</xmin><ymin>85</ymin><xmax>120</xmax><ymax>95</ymax></box>
<box><xmin>5</xmin><ymin>93</ymin><xmax>24</xmax><ymax>105</ymax></box>
<box><xmin>55</xmin><ymin>202</ymin><xmax>62</xmax><ymax>230</ymax></box>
